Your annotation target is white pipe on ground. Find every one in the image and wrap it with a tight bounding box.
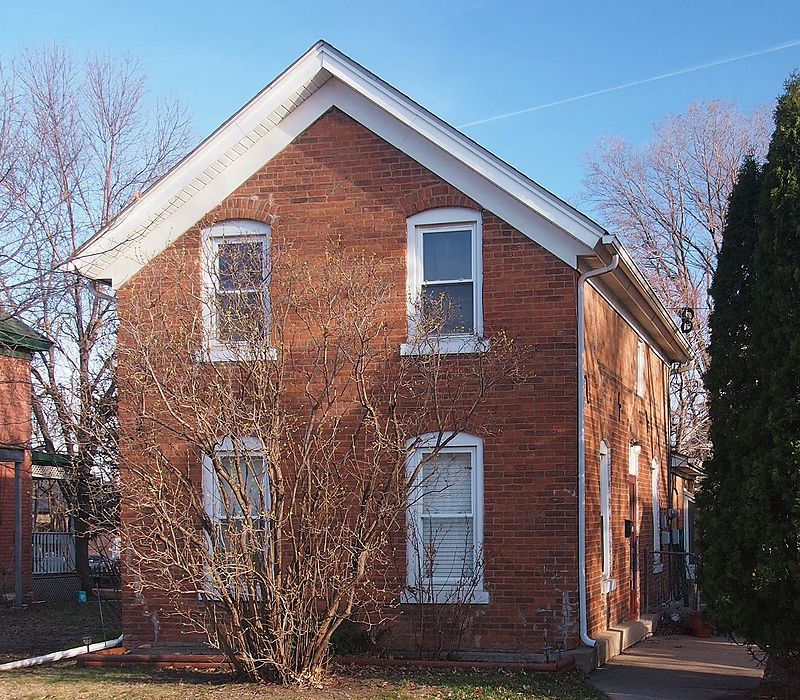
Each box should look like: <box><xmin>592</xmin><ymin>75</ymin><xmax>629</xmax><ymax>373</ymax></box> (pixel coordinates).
<box><xmin>0</xmin><ymin>635</ymin><xmax>123</xmax><ymax>671</ymax></box>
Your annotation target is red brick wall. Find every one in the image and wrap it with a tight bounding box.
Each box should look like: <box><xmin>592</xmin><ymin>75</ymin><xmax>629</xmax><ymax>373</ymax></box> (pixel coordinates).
<box><xmin>0</xmin><ymin>353</ymin><xmax>34</xmax><ymax>600</ymax></box>
<box><xmin>116</xmin><ymin>108</ymin><xmax>582</xmax><ymax>654</ymax></box>
<box><xmin>583</xmin><ymin>284</ymin><xmax>671</xmax><ymax>635</ymax></box>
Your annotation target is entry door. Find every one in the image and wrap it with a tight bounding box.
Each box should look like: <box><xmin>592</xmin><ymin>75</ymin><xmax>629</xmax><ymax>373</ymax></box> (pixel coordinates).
<box><xmin>627</xmin><ymin>475</ymin><xmax>639</xmax><ymax>619</ymax></box>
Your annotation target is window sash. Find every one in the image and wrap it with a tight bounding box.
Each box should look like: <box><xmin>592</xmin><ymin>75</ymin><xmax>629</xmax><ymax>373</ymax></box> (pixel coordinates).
<box><xmin>207</xmin><ymin>450</ymin><xmax>269</xmax><ymax>523</ymax></box>
<box><xmin>412</xmin><ymin>220</ymin><xmax>479</xmax><ymax>337</ymax></box>
<box><xmin>204</xmin><ymin>223</ymin><xmax>270</xmax><ymax>350</ymax></box>
<box><xmin>411</xmin><ymin>446</ymin><xmax>478</xmax><ymax>588</ymax></box>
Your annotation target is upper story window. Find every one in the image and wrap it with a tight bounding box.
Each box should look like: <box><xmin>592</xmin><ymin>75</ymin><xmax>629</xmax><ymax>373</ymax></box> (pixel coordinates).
<box><xmin>202</xmin><ymin>220</ymin><xmax>270</xmax><ymax>359</ymax></box>
<box><xmin>405</xmin><ymin>432</ymin><xmax>488</xmax><ymax>604</ymax></box>
<box><xmin>635</xmin><ymin>339</ymin><xmax>645</xmax><ymax>396</ymax></box>
<box><xmin>403</xmin><ymin>208</ymin><xmax>483</xmax><ymax>355</ymax></box>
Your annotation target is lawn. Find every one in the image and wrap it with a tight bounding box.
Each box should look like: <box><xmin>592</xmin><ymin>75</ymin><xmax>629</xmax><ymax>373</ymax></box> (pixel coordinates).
<box><xmin>0</xmin><ymin>599</ymin><xmax>121</xmax><ymax>663</ymax></box>
<box><xmin>0</xmin><ymin>602</ymin><xmax>605</xmax><ymax>698</ymax></box>
<box><xmin>0</xmin><ymin>664</ymin><xmax>606</xmax><ymax>699</ymax></box>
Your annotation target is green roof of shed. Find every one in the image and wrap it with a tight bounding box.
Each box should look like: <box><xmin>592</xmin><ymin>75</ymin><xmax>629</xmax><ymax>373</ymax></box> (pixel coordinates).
<box><xmin>0</xmin><ymin>312</ymin><xmax>52</xmax><ymax>354</ymax></box>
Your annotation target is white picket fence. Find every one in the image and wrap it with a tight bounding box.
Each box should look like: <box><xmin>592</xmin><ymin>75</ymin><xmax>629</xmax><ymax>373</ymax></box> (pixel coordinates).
<box><xmin>32</xmin><ymin>532</ymin><xmax>76</xmax><ymax>575</ymax></box>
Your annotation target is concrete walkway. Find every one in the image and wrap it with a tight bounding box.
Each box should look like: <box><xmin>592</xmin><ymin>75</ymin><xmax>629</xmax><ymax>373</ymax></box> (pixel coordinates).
<box><xmin>589</xmin><ymin>634</ymin><xmax>763</xmax><ymax>700</ymax></box>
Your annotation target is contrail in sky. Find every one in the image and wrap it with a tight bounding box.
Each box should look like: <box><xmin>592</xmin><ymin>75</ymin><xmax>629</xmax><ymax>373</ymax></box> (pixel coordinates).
<box><xmin>459</xmin><ymin>38</ymin><xmax>800</xmax><ymax>128</ymax></box>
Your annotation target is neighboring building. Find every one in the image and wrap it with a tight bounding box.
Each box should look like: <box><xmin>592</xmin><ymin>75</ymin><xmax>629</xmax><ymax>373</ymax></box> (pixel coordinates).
<box><xmin>0</xmin><ymin>313</ymin><xmax>51</xmax><ymax>604</ymax></box>
<box><xmin>70</xmin><ymin>43</ymin><xmax>691</xmax><ymax>663</ymax></box>
<box><xmin>30</xmin><ymin>451</ymin><xmax>80</xmax><ymax>601</ymax></box>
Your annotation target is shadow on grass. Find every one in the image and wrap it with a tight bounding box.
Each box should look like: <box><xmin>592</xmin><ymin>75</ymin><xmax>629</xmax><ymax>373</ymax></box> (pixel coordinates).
<box><xmin>11</xmin><ymin>664</ymin><xmax>238</xmax><ymax>687</ymax></box>
<box><xmin>0</xmin><ymin>600</ymin><xmax>121</xmax><ymax>658</ymax></box>
<box><xmin>4</xmin><ymin>663</ymin><xmax>606</xmax><ymax>700</ymax></box>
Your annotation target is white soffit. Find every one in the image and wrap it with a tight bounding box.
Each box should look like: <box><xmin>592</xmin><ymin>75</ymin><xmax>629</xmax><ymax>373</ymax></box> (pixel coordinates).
<box><xmin>70</xmin><ymin>41</ymin><xmax>605</xmax><ymax>287</ymax></box>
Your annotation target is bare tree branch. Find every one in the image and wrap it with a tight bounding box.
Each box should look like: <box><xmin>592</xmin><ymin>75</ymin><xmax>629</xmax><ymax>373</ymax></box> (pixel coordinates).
<box><xmin>583</xmin><ymin>100</ymin><xmax>770</xmax><ymax>459</ymax></box>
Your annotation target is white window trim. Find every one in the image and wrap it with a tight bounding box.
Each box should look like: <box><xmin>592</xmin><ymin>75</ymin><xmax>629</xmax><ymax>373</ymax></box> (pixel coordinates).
<box><xmin>200</xmin><ymin>436</ymin><xmax>269</xmax><ymax>600</ymax></box>
<box><xmin>628</xmin><ymin>443</ymin><xmax>641</xmax><ymax>477</ymax></box>
<box><xmin>201</xmin><ymin>219</ymin><xmax>273</xmax><ymax>362</ymax></box>
<box><xmin>600</xmin><ymin>440</ymin><xmax>616</xmax><ymax>594</ymax></box>
<box><xmin>403</xmin><ymin>432</ymin><xmax>488</xmax><ymax>605</ymax></box>
<box><xmin>202</xmin><ymin>436</ymin><xmax>270</xmax><ymax>521</ymax></box>
<box><xmin>651</xmin><ymin>459</ymin><xmax>662</xmax><ymax>573</ymax></box>
<box><xmin>635</xmin><ymin>339</ymin><xmax>645</xmax><ymax>397</ymax></box>
<box><xmin>403</xmin><ymin>208</ymin><xmax>484</xmax><ymax>356</ymax></box>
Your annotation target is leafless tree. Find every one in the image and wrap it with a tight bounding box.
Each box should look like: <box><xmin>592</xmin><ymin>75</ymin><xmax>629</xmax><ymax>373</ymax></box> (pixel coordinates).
<box><xmin>583</xmin><ymin>100</ymin><xmax>770</xmax><ymax>459</ymax></box>
<box><xmin>121</xmin><ymin>239</ymin><xmax>530</xmax><ymax>684</ymax></box>
<box><xmin>0</xmin><ymin>47</ymin><xmax>191</xmax><ymax>590</ymax></box>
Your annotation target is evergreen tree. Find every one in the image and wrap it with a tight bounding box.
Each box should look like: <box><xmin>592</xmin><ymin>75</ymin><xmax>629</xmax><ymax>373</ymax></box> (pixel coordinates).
<box><xmin>698</xmin><ymin>157</ymin><xmax>763</xmax><ymax>638</ymax></box>
<box><xmin>700</xmin><ymin>76</ymin><xmax>800</xmax><ymax>658</ymax></box>
<box><xmin>746</xmin><ymin>75</ymin><xmax>800</xmax><ymax>656</ymax></box>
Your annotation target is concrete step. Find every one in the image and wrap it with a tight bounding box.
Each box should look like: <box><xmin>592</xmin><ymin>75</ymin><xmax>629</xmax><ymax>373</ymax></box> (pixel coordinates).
<box><xmin>573</xmin><ymin>614</ymin><xmax>660</xmax><ymax>674</ymax></box>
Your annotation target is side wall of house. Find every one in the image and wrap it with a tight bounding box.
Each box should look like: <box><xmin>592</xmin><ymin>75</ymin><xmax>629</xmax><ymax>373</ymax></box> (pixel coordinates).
<box><xmin>583</xmin><ymin>283</ymin><xmax>671</xmax><ymax>635</ymax></box>
<box><xmin>116</xmin><ymin>108</ymin><xmax>582</xmax><ymax>656</ymax></box>
<box><xmin>0</xmin><ymin>353</ymin><xmax>34</xmax><ymax>600</ymax></box>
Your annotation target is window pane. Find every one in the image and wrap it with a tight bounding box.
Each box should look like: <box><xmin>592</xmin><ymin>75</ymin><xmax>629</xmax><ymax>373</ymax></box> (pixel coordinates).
<box><xmin>218</xmin><ymin>241</ymin><xmax>264</xmax><ymax>291</ymax></box>
<box><xmin>422</xmin><ymin>451</ymin><xmax>472</xmax><ymax>515</ymax></box>
<box><xmin>219</xmin><ymin>455</ymin><xmax>266</xmax><ymax>519</ymax></box>
<box><xmin>422</xmin><ymin>516</ymin><xmax>474</xmax><ymax>581</ymax></box>
<box><xmin>422</xmin><ymin>229</ymin><xmax>471</xmax><ymax>281</ymax></box>
<box><xmin>423</xmin><ymin>282</ymin><xmax>474</xmax><ymax>333</ymax></box>
<box><xmin>216</xmin><ymin>291</ymin><xmax>264</xmax><ymax>341</ymax></box>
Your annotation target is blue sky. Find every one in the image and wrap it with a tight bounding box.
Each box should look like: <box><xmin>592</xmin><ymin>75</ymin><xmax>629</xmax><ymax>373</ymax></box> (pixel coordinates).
<box><xmin>2</xmin><ymin>1</ymin><xmax>799</xmax><ymax>213</ymax></box>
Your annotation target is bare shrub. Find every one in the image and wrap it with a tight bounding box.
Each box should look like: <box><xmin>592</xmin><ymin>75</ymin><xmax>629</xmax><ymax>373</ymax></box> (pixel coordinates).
<box><xmin>121</xmin><ymin>238</ymin><xmax>530</xmax><ymax>684</ymax></box>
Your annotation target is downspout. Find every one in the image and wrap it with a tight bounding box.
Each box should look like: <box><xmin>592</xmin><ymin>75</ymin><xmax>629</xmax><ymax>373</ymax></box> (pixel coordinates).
<box><xmin>577</xmin><ymin>253</ymin><xmax>619</xmax><ymax>648</ymax></box>
<box><xmin>14</xmin><ymin>456</ymin><xmax>22</xmax><ymax>608</ymax></box>
<box><xmin>0</xmin><ymin>635</ymin><xmax>123</xmax><ymax>671</ymax></box>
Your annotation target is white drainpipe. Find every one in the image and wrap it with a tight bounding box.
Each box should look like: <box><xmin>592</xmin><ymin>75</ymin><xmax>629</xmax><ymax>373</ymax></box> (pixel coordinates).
<box><xmin>577</xmin><ymin>253</ymin><xmax>619</xmax><ymax>648</ymax></box>
<box><xmin>0</xmin><ymin>635</ymin><xmax>123</xmax><ymax>671</ymax></box>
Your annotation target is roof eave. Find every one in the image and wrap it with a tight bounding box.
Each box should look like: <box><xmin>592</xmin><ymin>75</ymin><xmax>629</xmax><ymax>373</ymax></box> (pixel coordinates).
<box><xmin>584</xmin><ymin>237</ymin><xmax>693</xmax><ymax>364</ymax></box>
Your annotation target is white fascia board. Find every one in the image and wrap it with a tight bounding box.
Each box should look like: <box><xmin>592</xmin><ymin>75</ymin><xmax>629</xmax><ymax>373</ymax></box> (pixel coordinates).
<box><xmin>84</xmin><ymin>80</ymin><xmax>337</xmax><ymax>287</ymax></box>
<box><xmin>71</xmin><ymin>49</ymin><xmax>326</xmax><ymax>282</ymax></box>
<box><xmin>586</xmin><ymin>275</ymin><xmax>673</xmax><ymax>366</ymax></box>
<box><xmin>74</xmin><ymin>42</ymin><xmax>606</xmax><ymax>286</ymax></box>
<box><xmin>326</xmin><ymin>81</ymin><xmax>594</xmax><ymax>266</ymax></box>
<box><xmin>604</xmin><ymin>239</ymin><xmax>691</xmax><ymax>362</ymax></box>
<box><xmin>82</xmin><ymin>77</ymin><xmax>595</xmax><ymax>286</ymax></box>
<box><xmin>319</xmin><ymin>46</ymin><xmax>606</xmax><ymax>249</ymax></box>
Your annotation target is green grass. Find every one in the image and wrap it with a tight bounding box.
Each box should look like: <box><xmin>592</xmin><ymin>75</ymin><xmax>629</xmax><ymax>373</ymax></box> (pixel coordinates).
<box><xmin>369</xmin><ymin>668</ymin><xmax>607</xmax><ymax>699</ymax></box>
<box><xmin>0</xmin><ymin>665</ymin><xmax>607</xmax><ymax>699</ymax></box>
<box><xmin>0</xmin><ymin>604</ymin><xmax>605</xmax><ymax>698</ymax></box>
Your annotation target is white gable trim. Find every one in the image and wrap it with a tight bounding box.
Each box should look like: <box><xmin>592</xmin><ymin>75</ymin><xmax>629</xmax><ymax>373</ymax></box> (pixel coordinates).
<box><xmin>69</xmin><ymin>42</ymin><xmax>604</xmax><ymax>287</ymax></box>
<box><xmin>319</xmin><ymin>46</ymin><xmax>605</xmax><ymax>245</ymax></box>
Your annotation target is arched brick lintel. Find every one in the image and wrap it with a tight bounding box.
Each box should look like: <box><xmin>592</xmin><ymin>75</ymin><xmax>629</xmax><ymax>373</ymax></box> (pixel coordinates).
<box><xmin>198</xmin><ymin>196</ymin><xmax>277</xmax><ymax>230</ymax></box>
<box><xmin>400</xmin><ymin>187</ymin><xmax>481</xmax><ymax>219</ymax></box>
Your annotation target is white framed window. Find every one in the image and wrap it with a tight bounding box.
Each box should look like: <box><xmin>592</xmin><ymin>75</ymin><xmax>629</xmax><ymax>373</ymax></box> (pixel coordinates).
<box><xmin>202</xmin><ymin>220</ymin><xmax>270</xmax><ymax>361</ymax></box>
<box><xmin>636</xmin><ymin>339</ymin><xmax>645</xmax><ymax>397</ymax></box>
<box><xmin>651</xmin><ymin>459</ymin><xmax>662</xmax><ymax>573</ymax></box>
<box><xmin>203</xmin><ymin>436</ymin><xmax>270</xmax><ymax>524</ymax></box>
<box><xmin>405</xmin><ymin>432</ymin><xmax>488</xmax><ymax>604</ymax></box>
<box><xmin>628</xmin><ymin>443</ymin><xmax>641</xmax><ymax>477</ymax></box>
<box><xmin>402</xmin><ymin>208</ymin><xmax>484</xmax><ymax>355</ymax></box>
<box><xmin>599</xmin><ymin>441</ymin><xmax>616</xmax><ymax>593</ymax></box>
<box><xmin>201</xmin><ymin>436</ymin><xmax>269</xmax><ymax>598</ymax></box>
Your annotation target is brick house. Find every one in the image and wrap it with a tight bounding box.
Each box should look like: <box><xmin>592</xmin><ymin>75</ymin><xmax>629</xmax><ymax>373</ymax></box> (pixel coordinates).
<box><xmin>70</xmin><ymin>42</ymin><xmax>691</xmax><ymax>663</ymax></box>
<box><xmin>0</xmin><ymin>313</ymin><xmax>52</xmax><ymax>604</ymax></box>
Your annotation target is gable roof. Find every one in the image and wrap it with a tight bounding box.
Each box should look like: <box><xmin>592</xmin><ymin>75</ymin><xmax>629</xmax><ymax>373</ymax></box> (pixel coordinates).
<box><xmin>0</xmin><ymin>312</ymin><xmax>52</xmax><ymax>355</ymax></box>
<box><xmin>68</xmin><ymin>41</ymin><xmax>691</xmax><ymax>362</ymax></box>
